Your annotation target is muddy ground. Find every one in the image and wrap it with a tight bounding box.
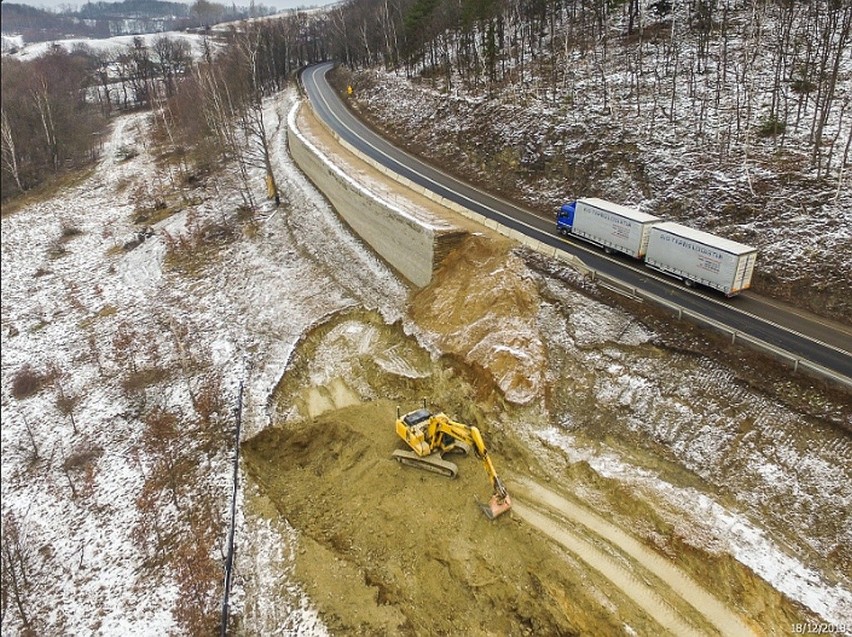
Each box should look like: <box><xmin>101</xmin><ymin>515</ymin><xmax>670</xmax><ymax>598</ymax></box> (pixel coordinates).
<box><xmin>245</xmin><ymin>401</ymin><xmax>644</xmax><ymax>636</ymax></box>
<box><xmin>240</xmin><ymin>236</ymin><xmax>839</xmax><ymax>636</ymax></box>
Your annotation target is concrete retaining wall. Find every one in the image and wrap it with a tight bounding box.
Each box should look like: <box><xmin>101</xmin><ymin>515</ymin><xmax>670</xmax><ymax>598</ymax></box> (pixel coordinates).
<box><xmin>298</xmin><ymin>99</ymin><xmax>592</xmax><ymax>279</ymax></box>
<box><xmin>287</xmin><ymin>102</ymin><xmax>464</xmax><ymax>287</ymax></box>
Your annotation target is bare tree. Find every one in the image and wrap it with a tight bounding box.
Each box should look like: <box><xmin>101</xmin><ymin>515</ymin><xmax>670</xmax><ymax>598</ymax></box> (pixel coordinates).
<box><xmin>20</xmin><ymin>414</ymin><xmax>41</xmax><ymax>465</ymax></box>
<box><xmin>2</xmin><ymin>47</ymin><xmax>106</xmax><ymax>199</ymax></box>
<box><xmin>32</xmin><ymin>77</ymin><xmax>59</xmax><ymax>172</ymax></box>
<box><xmin>191</xmin><ymin>0</ymin><xmax>223</xmax><ymax>28</ymax></box>
<box><xmin>234</xmin><ymin>22</ymin><xmax>282</xmax><ymax>207</ymax></box>
<box><xmin>53</xmin><ymin>372</ymin><xmax>80</xmax><ymax>434</ymax></box>
<box><xmin>153</xmin><ymin>36</ymin><xmax>192</xmax><ymax>99</ymax></box>
<box><xmin>834</xmin><ymin>98</ymin><xmax>852</xmax><ymax>200</ymax></box>
<box><xmin>810</xmin><ymin>3</ymin><xmax>852</xmax><ymax>175</ymax></box>
<box><xmin>0</xmin><ymin>108</ymin><xmax>23</xmax><ymax>192</ymax></box>
<box><xmin>1</xmin><ymin>513</ymin><xmax>39</xmax><ymax>635</ymax></box>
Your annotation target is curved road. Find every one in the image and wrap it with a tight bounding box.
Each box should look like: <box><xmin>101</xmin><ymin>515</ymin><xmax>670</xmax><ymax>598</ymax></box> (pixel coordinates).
<box><xmin>301</xmin><ymin>63</ymin><xmax>852</xmax><ymax>386</ymax></box>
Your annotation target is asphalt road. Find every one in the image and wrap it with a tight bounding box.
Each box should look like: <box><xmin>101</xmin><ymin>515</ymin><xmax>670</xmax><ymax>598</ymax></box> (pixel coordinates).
<box><xmin>300</xmin><ymin>62</ymin><xmax>852</xmax><ymax>386</ymax></box>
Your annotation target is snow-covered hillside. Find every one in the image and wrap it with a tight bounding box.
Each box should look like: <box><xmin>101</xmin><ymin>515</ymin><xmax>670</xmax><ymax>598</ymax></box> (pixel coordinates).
<box><xmin>342</xmin><ymin>0</ymin><xmax>852</xmax><ymax>320</ymax></box>
<box><xmin>0</xmin><ymin>88</ymin><xmax>405</xmax><ymax>635</ymax></box>
<box><xmin>2</xmin><ymin>82</ymin><xmax>850</xmax><ymax>634</ymax></box>
<box><xmin>2</xmin><ymin>3</ymin><xmax>850</xmax><ymax>630</ymax></box>
<box><xmin>1</xmin><ymin>34</ymin><xmax>24</xmax><ymax>53</ymax></box>
<box><xmin>8</xmin><ymin>31</ymin><xmax>217</xmax><ymax>62</ymax></box>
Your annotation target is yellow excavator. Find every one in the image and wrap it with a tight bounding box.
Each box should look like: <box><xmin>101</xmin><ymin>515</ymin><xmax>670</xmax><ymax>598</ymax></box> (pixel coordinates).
<box><xmin>393</xmin><ymin>401</ymin><xmax>512</xmax><ymax>520</ymax></box>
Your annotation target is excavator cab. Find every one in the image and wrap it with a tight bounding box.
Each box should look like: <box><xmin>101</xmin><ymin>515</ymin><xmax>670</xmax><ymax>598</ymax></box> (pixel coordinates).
<box><xmin>402</xmin><ymin>408</ymin><xmax>431</xmax><ymax>427</ymax></box>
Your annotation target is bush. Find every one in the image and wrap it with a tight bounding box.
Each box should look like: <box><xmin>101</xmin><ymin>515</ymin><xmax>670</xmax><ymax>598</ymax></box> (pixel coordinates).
<box><xmin>757</xmin><ymin>116</ymin><xmax>786</xmax><ymax>138</ymax></box>
<box><xmin>11</xmin><ymin>364</ymin><xmax>52</xmax><ymax>399</ymax></box>
<box><xmin>790</xmin><ymin>78</ymin><xmax>816</xmax><ymax>95</ymax></box>
<box><xmin>47</xmin><ymin>241</ymin><xmax>68</xmax><ymax>259</ymax></box>
<box><xmin>62</xmin><ymin>445</ymin><xmax>103</xmax><ymax>471</ymax></box>
<box><xmin>163</xmin><ymin>212</ymin><xmax>238</xmax><ymax>276</ymax></box>
<box><xmin>115</xmin><ymin>145</ymin><xmax>139</xmax><ymax>162</ymax></box>
<box><xmin>121</xmin><ymin>367</ymin><xmax>169</xmax><ymax>394</ymax></box>
<box><xmin>60</xmin><ymin>224</ymin><xmax>83</xmax><ymax>241</ymax></box>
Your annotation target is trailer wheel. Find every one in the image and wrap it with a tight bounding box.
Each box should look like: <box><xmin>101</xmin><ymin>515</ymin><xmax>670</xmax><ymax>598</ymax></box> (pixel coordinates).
<box><xmin>604</xmin><ymin>247</ymin><xmax>613</xmax><ymax>255</ymax></box>
<box><xmin>684</xmin><ymin>279</ymin><xmax>694</xmax><ymax>288</ymax></box>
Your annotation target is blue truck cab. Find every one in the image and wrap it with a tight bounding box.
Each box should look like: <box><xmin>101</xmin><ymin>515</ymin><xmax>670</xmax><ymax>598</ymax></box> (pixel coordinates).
<box><xmin>556</xmin><ymin>201</ymin><xmax>576</xmax><ymax>235</ymax></box>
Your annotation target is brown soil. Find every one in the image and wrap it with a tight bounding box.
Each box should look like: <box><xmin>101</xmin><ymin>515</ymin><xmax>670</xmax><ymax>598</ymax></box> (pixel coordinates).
<box><xmin>244</xmin><ymin>401</ymin><xmax>654</xmax><ymax>636</ymax></box>
<box><xmin>242</xmin><ymin>390</ymin><xmax>798</xmax><ymax>636</ymax></box>
<box><xmin>409</xmin><ymin>235</ymin><xmax>546</xmax><ymax>405</ymax></box>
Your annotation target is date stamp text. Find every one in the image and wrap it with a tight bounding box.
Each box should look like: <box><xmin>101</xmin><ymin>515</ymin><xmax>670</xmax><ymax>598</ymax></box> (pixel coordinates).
<box><xmin>791</xmin><ymin>624</ymin><xmax>850</xmax><ymax>635</ymax></box>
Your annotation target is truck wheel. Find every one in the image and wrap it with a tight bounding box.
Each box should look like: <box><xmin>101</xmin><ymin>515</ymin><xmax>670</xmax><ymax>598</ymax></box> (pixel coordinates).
<box><xmin>684</xmin><ymin>279</ymin><xmax>694</xmax><ymax>288</ymax></box>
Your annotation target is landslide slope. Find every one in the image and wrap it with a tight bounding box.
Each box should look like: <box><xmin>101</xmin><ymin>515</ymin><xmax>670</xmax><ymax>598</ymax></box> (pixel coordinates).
<box><xmin>242</xmin><ymin>235</ymin><xmax>828</xmax><ymax>635</ymax></box>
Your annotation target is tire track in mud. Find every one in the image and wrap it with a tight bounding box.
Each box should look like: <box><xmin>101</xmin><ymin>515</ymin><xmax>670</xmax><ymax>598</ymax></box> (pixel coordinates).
<box><xmin>510</xmin><ymin>476</ymin><xmax>756</xmax><ymax>637</ymax></box>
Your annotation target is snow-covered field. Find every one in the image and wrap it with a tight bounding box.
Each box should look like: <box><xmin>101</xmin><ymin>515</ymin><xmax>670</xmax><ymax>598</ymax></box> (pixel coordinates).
<box><xmin>1</xmin><ymin>34</ymin><xmax>24</xmax><ymax>53</ymax></box>
<box><xmin>0</xmin><ymin>88</ymin><xmax>406</xmax><ymax>635</ymax></box>
<box><xmin>7</xmin><ymin>31</ymin><xmax>218</xmax><ymax>61</ymax></box>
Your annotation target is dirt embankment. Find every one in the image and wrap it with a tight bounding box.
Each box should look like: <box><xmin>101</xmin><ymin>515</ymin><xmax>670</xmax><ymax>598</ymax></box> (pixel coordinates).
<box><xmin>409</xmin><ymin>236</ymin><xmax>545</xmax><ymax>406</ymax></box>
<box><xmin>242</xmin><ymin>236</ymin><xmax>820</xmax><ymax>636</ymax></box>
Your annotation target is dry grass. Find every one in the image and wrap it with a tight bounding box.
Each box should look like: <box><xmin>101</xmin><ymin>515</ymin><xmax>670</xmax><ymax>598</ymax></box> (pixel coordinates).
<box><xmin>163</xmin><ymin>213</ymin><xmax>238</xmax><ymax>276</ymax></box>
<box><xmin>60</xmin><ymin>224</ymin><xmax>84</xmax><ymax>241</ymax></box>
<box><xmin>62</xmin><ymin>446</ymin><xmax>104</xmax><ymax>471</ymax></box>
<box><xmin>121</xmin><ymin>367</ymin><xmax>171</xmax><ymax>394</ymax></box>
<box><xmin>1</xmin><ymin>167</ymin><xmax>96</xmax><ymax>218</ymax></box>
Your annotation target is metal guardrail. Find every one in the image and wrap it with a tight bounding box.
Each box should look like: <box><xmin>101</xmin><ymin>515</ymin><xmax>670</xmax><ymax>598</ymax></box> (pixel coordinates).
<box><xmin>583</xmin><ymin>271</ymin><xmax>852</xmax><ymax>391</ymax></box>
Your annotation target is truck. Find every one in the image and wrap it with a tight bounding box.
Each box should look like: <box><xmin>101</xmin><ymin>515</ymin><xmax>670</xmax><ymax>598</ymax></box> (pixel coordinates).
<box><xmin>644</xmin><ymin>222</ymin><xmax>758</xmax><ymax>297</ymax></box>
<box><xmin>557</xmin><ymin>197</ymin><xmax>662</xmax><ymax>259</ymax></box>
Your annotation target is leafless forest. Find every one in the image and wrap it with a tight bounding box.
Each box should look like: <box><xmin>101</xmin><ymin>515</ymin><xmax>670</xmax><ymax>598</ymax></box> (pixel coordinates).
<box><xmin>4</xmin><ymin>1</ymin><xmax>850</xmax><ymax>201</ymax></box>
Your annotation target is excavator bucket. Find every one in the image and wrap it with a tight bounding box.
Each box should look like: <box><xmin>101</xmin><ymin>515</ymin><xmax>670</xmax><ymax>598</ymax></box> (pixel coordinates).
<box><xmin>479</xmin><ymin>494</ymin><xmax>512</xmax><ymax>520</ymax></box>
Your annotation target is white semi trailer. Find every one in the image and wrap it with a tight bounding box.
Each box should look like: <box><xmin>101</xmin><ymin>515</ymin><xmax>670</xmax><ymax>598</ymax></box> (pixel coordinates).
<box><xmin>645</xmin><ymin>222</ymin><xmax>757</xmax><ymax>297</ymax></box>
<box><xmin>556</xmin><ymin>197</ymin><xmax>661</xmax><ymax>259</ymax></box>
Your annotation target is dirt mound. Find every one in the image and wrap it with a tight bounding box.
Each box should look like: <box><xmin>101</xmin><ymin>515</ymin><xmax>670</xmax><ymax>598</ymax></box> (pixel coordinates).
<box><xmin>242</xmin><ymin>400</ymin><xmax>653</xmax><ymax>636</ymax></box>
<box><xmin>410</xmin><ymin>236</ymin><xmax>545</xmax><ymax>405</ymax></box>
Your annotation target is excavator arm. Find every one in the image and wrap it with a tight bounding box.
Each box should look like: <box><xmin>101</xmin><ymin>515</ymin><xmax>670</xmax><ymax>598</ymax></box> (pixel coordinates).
<box><xmin>430</xmin><ymin>417</ymin><xmax>504</xmax><ymax>488</ymax></box>
<box><xmin>428</xmin><ymin>415</ymin><xmax>513</xmax><ymax>519</ymax></box>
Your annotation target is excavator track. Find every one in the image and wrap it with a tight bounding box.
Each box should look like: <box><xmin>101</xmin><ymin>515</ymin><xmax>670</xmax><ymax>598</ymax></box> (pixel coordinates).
<box><xmin>392</xmin><ymin>449</ymin><xmax>458</xmax><ymax>478</ymax></box>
